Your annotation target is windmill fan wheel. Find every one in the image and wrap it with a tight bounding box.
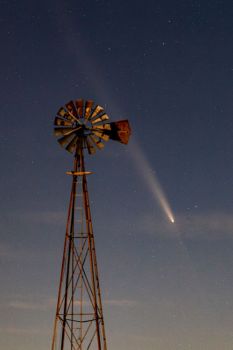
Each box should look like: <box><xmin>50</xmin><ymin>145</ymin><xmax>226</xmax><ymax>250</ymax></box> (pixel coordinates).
<box><xmin>53</xmin><ymin>99</ymin><xmax>131</xmax><ymax>155</ymax></box>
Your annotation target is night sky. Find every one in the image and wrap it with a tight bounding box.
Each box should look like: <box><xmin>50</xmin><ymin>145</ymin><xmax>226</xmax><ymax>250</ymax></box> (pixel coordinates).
<box><xmin>1</xmin><ymin>1</ymin><xmax>233</xmax><ymax>349</ymax></box>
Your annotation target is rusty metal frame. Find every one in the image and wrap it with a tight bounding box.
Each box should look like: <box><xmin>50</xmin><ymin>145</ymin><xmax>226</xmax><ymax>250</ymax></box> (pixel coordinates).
<box><xmin>51</xmin><ymin>145</ymin><xmax>107</xmax><ymax>350</ymax></box>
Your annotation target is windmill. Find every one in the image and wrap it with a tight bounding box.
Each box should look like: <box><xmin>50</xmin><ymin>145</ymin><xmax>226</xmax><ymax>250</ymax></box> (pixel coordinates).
<box><xmin>51</xmin><ymin>99</ymin><xmax>131</xmax><ymax>350</ymax></box>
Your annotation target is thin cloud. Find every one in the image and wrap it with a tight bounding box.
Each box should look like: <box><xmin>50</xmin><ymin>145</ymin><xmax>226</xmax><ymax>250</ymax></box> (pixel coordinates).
<box><xmin>43</xmin><ymin>298</ymin><xmax>126</xmax><ymax>308</ymax></box>
<box><xmin>7</xmin><ymin>298</ymin><xmax>55</xmax><ymax>311</ymax></box>
<box><xmin>104</xmin><ymin>299</ymin><xmax>138</xmax><ymax>307</ymax></box>
<box><xmin>0</xmin><ymin>326</ymin><xmax>49</xmax><ymax>335</ymax></box>
<box><xmin>7</xmin><ymin>297</ymin><xmax>137</xmax><ymax>310</ymax></box>
<box><xmin>18</xmin><ymin>210</ymin><xmax>66</xmax><ymax>225</ymax></box>
<box><xmin>135</xmin><ymin>211</ymin><xmax>233</xmax><ymax>240</ymax></box>
<box><xmin>0</xmin><ymin>241</ymin><xmax>46</xmax><ymax>262</ymax></box>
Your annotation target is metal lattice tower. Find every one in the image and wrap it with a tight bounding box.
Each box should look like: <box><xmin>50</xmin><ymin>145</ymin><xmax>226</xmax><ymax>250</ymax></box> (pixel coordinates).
<box><xmin>51</xmin><ymin>99</ymin><xmax>131</xmax><ymax>350</ymax></box>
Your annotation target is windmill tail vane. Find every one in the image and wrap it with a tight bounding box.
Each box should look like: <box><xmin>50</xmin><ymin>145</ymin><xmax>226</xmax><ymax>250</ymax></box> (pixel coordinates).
<box><xmin>51</xmin><ymin>99</ymin><xmax>131</xmax><ymax>350</ymax></box>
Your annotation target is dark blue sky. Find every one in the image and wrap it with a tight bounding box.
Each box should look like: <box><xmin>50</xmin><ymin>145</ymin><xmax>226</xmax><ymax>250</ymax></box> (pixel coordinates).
<box><xmin>0</xmin><ymin>1</ymin><xmax>233</xmax><ymax>349</ymax></box>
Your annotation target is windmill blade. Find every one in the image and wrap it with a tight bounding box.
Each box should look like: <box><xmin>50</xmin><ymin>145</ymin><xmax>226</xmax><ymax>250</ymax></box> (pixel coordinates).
<box><xmin>66</xmin><ymin>100</ymin><xmax>78</xmax><ymax>117</ymax></box>
<box><xmin>92</xmin><ymin>130</ymin><xmax>110</xmax><ymax>142</ymax></box>
<box><xmin>75</xmin><ymin>99</ymin><xmax>84</xmax><ymax>118</ymax></box>
<box><xmin>86</xmin><ymin>136</ymin><xmax>96</xmax><ymax>155</ymax></box>
<box><xmin>57</xmin><ymin>107</ymin><xmax>75</xmax><ymax>122</ymax></box>
<box><xmin>91</xmin><ymin>113</ymin><xmax>109</xmax><ymax>125</ymax></box>
<box><xmin>55</xmin><ymin>126</ymin><xmax>82</xmax><ymax>137</ymax></box>
<box><xmin>84</xmin><ymin>100</ymin><xmax>94</xmax><ymax>119</ymax></box>
<box><xmin>66</xmin><ymin>135</ymin><xmax>79</xmax><ymax>153</ymax></box>
<box><xmin>92</xmin><ymin>123</ymin><xmax>111</xmax><ymax>131</ymax></box>
<box><xmin>89</xmin><ymin>105</ymin><xmax>104</xmax><ymax>120</ymax></box>
<box><xmin>89</xmin><ymin>134</ymin><xmax>104</xmax><ymax>150</ymax></box>
<box><xmin>54</xmin><ymin>117</ymin><xmax>73</xmax><ymax>127</ymax></box>
<box><xmin>58</xmin><ymin>133</ymin><xmax>76</xmax><ymax>147</ymax></box>
<box><xmin>54</xmin><ymin>127</ymin><xmax>75</xmax><ymax>137</ymax></box>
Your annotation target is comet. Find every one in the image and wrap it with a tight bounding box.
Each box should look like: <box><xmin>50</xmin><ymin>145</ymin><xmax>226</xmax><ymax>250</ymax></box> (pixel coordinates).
<box><xmin>64</xmin><ymin>35</ymin><xmax>175</xmax><ymax>224</ymax></box>
<box><xmin>129</xmin><ymin>139</ymin><xmax>175</xmax><ymax>224</ymax></box>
